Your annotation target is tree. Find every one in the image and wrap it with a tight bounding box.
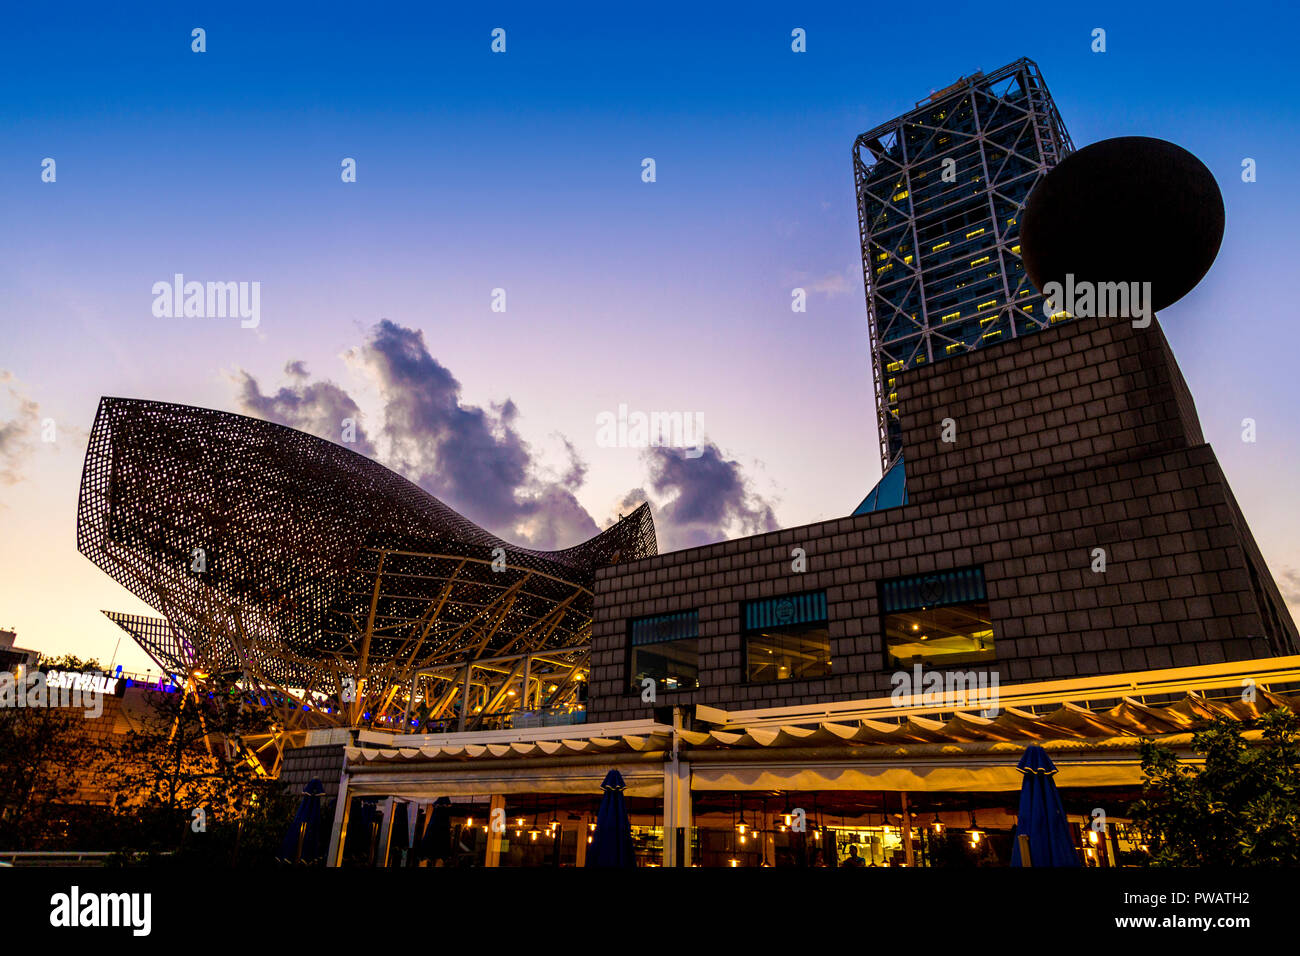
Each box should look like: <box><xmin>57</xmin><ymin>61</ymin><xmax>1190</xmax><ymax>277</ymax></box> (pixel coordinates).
<box><xmin>1129</xmin><ymin>706</ymin><xmax>1300</xmax><ymax>866</ymax></box>
<box><xmin>0</xmin><ymin>707</ymin><xmax>117</xmax><ymax>849</ymax></box>
<box><xmin>36</xmin><ymin>654</ymin><xmax>106</xmax><ymax>672</ymax></box>
<box><xmin>109</xmin><ymin>676</ymin><xmax>293</xmax><ymax>864</ymax></box>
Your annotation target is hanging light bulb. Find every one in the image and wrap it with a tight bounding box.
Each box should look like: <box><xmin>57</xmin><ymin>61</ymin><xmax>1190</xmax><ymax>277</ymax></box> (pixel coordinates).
<box><xmin>932</xmin><ymin>814</ymin><xmax>944</xmax><ymax>834</ymax></box>
<box><xmin>967</xmin><ymin>812</ymin><xmax>983</xmax><ymax>845</ymax></box>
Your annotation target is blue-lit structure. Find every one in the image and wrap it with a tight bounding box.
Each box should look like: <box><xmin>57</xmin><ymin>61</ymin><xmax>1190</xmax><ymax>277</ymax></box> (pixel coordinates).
<box><xmin>852</xmin><ymin>457</ymin><xmax>908</xmax><ymax>515</ymax></box>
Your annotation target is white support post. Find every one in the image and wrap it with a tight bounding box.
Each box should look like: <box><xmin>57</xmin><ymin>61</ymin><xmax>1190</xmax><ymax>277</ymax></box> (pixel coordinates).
<box><xmin>375</xmin><ymin>796</ymin><xmax>397</xmax><ymax>867</ymax></box>
<box><xmin>325</xmin><ymin>768</ymin><xmax>352</xmax><ymax>868</ymax></box>
<box><xmin>485</xmin><ymin>794</ymin><xmax>506</xmax><ymax>867</ymax></box>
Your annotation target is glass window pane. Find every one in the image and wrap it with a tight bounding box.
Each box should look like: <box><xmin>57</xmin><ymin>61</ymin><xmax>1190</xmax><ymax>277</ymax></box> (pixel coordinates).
<box><xmin>630</xmin><ymin>638</ymin><xmax>699</xmax><ymax>692</ymax></box>
<box><xmin>746</xmin><ymin>624</ymin><xmax>831</xmax><ymax>683</ymax></box>
<box><xmin>884</xmin><ymin>602</ymin><xmax>995</xmax><ymax>667</ymax></box>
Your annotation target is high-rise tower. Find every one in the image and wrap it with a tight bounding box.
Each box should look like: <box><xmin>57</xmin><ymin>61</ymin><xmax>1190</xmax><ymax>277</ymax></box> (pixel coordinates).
<box><xmin>854</xmin><ymin>58</ymin><xmax>1073</xmax><ymax>467</ymax></box>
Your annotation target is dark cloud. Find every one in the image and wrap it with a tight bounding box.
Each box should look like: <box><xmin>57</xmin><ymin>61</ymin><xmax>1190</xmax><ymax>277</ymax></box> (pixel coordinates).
<box><xmin>233</xmin><ymin>363</ymin><xmax>377</xmax><ymax>456</ymax></box>
<box><xmin>348</xmin><ymin>320</ymin><xmax>598</xmax><ymax>546</ymax></box>
<box><xmin>0</xmin><ymin>372</ymin><xmax>39</xmax><ymax>486</ymax></box>
<box><xmin>231</xmin><ymin>321</ymin><xmax>780</xmax><ymax>553</ymax></box>
<box><xmin>636</xmin><ymin>443</ymin><xmax>779</xmax><ymax>550</ymax></box>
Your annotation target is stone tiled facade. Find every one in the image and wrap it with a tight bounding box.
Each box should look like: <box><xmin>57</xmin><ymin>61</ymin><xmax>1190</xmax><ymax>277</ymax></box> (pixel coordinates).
<box><xmin>280</xmin><ymin>742</ymin><xmax>347</xmax><ymax>801</ymax></box>
<box><xmin>587</xmin><ymin>314</ymin><xmax>1298</xmax><ymax>723</ymax></box>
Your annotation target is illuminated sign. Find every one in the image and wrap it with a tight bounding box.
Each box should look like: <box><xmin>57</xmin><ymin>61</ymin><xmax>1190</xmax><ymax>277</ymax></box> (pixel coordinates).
<box><xmin>44</xmin><ymin>670</ymin><xmax>122</xmax><ymax>696</ymax></box>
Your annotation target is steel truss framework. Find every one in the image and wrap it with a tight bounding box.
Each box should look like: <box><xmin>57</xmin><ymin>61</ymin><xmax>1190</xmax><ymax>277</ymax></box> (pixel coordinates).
<box><xmin>853</xmin><ymin>58</ymin><xmax>1074</xmax><ymax>468</ymax></box>
<box><xmin>79</xmin><ymin>397</ymin><xmax>657</xmax><ymax>742</ymax></box>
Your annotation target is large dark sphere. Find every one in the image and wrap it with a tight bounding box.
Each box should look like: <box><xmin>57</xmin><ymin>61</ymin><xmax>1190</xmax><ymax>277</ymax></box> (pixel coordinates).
<box><xmin>1020</xmin><ymin>136</ymin><xmax>1224</xmax><ymax>314</ymax></box>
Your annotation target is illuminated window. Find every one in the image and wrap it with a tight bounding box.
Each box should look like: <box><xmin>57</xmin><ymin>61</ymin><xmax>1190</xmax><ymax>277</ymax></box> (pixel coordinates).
<box><xmin>932</xmin><ymin>240</ymin><xmax>951</xmax><ymax>252</ymax></box>
<box><xmin>977</xmin><ymin>299</ymin><xmax>997</xmax><ymax>310</ymax></box>
<box><xmin>629</xmin><ymin>611</ymin><xmax>699</xmax><ymax>692</ymax></box>
<box><xmin>1010</xmin><ymin>244</ymin><xmax>1021</xmax><ymax>254</ymax></box>
<box><xmin>881</xmin><ymin>568</ymin><xmax>994</xmax><ymax>667</ymax></box>
<box><xmin>965</xmin><ymin>227</ymin><xmax>985</xmax><ymax>239</ymax></box>
<box><xmin>969</xmin><ymin>255</ymin><xmax>990</xmax><ymax>266</ymax></box>
<box><xmin>982</xmin><ymin>329</ymin><xmax>1002</xmax><ymax>340</ymax></box>
<box><xmin>893</xmin><ymin>190</ymin><xmax>909</xmax><ymax>201</ymax></box>
<box><xmin>886</xmin><ymin>360</ymin><xmax>904</xmax><ymax>373</ymax></box>
<box><xmin>945</xmin><ymin>342</ymin><xmax>963</xmax><ymax>353</ymax></box>
<box><xmin>940</xmin><ymin>311</ymin><xmax>960</xmax><ymax>322</ymax></box>
<box><xmin>744</xmin><ymin>592</ymin><xmax>831</xmax><ymax>683</ymax></box>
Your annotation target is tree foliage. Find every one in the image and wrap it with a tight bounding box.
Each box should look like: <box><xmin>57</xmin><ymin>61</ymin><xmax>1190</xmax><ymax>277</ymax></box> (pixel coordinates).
<box><xmin>1129</xmin><ymin>706</ymin><xmax>1300</xmax><ymax>866</ymax></box>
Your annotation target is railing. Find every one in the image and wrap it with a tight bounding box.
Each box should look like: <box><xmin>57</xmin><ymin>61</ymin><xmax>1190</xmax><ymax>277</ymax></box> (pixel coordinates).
<box><xmin>0</xmin><ymin>851</ymin><xmax>116</xmax><ymax>866</ymax></box>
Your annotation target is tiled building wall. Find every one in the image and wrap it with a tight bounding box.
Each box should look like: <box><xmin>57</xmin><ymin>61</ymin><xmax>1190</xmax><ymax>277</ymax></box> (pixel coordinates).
<box><xmin>587</xmin><ymin>315</ymin><xmax>1298</xmax><ymax>723</ymax></box>
<box><xmin>280</xmin><ymin>743</ymin><xmax>347</xmax><ymax>801</ymax></box>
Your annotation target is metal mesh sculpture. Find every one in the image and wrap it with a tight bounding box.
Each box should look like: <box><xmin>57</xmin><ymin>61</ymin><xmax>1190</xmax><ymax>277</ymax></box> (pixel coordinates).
<box><xmin>78</xmin><ymin>397</ymin><xmax>657</xmax><ymax>742</ymax></box>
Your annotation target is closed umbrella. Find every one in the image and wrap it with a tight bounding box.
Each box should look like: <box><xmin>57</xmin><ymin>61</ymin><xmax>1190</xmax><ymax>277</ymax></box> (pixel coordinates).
<box><xmin>1011</xmin><ymin>744</ymin><xmax>1081</xmax><ymax>867</ymax></box>
<box><xmin>277</xmin><ymin>778</ymin><xmax>326</xmax><ymax>865</ymax></box>
<box><xmin>420</xmin><ymin>796</ymin><xmax>453</xmax><ymax>864</ymax></box>
<box><xmin>587</xmin><ymin>770</ymin><xmax>636</xmax><ymax>867</ymax></box>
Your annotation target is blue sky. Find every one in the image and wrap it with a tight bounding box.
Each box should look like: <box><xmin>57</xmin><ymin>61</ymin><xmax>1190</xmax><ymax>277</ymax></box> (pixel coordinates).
<box><xmin>2</xmin><ymin>0</ymin><xmax>1298</xmax><ymax>670</ymax></box>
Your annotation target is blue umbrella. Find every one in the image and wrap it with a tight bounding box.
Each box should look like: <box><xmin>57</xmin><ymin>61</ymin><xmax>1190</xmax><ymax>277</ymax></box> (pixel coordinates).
<box><xmin>587</xmin><ymin>770</ymin><xmax>636</xmax><ymax>867</ymax></box>
<box><xmin>278</xmin><ymin>778</ymin><xmax>326</xmax><ymax>864</ymax></box>
<box><xmin>420</xmin><ymin>796</ymin><xmax>453</xmax><ymax>863</ymax></box>
<box><xmin>1011</xmin><ymin>745</ymin><xmax>1081</xmax><ymax>867</ymax></box>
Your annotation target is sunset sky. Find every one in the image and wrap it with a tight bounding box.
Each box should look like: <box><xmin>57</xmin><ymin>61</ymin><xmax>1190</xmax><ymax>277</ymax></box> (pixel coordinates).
<box><xmin>3</xmin><ymin>1</ymin><xmax>1298</xmax><ymax>673</ymax></box>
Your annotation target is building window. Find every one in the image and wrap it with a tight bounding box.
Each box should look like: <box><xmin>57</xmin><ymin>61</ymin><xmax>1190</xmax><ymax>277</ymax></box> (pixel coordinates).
<box><xmin>880</xmin><ymin>567</ymin><xmax>994</xmax><ymax>667</ymax></box>
<box><xmin>628</xmin><ymin>611</ymin><xmax>699</xmax><ymax>693</ymax></box>
<box><xmin>743</xmin><ymin>592</ymin><xmax>831</xmax><ymax>683</ymax></box>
